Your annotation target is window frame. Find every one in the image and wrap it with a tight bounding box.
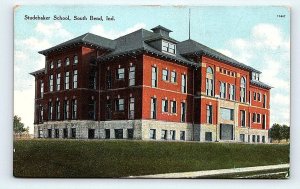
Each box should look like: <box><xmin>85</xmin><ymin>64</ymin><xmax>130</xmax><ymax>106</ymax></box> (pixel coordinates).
<box><xmin>117</xmin><ymin>68</ymin><xmax>125</xmax><ymax>80</ymax></box>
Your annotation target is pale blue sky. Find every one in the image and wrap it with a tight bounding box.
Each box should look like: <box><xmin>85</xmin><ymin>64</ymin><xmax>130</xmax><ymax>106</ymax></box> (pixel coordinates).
<box><xmin>14</xmin><ymin>6</ymin><xmax>290</xmax><ymax>132</ymax></box>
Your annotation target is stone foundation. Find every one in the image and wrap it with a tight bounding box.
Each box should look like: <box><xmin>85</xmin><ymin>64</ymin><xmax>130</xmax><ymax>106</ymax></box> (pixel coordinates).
<box><xmin>34</xmin><ymin>120</ymin><xmax>268</xmax><ymax>143</ymax></box>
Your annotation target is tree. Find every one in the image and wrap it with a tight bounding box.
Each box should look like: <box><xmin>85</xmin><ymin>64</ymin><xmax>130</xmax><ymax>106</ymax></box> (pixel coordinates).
<box><xmin>281</xmin><ymin>125</ymin><xmax>290</xmax><ymax>142</ymax></box>
<box><xmin>269</xmin><ymin>123</ymin><xmax>282</xmax><ymax>142</ymax></box>
<box><xmin>13</xmin><ymin>115</ymin><xmax>26</xmax><ymax>134</ymax></box>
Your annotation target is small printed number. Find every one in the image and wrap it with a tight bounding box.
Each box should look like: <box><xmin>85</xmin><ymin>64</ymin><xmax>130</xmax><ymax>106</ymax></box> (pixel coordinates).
<box><xmin>277</xmin><ymin>15</ymin><xmax>285</xmax><ymax>18</ymax></box>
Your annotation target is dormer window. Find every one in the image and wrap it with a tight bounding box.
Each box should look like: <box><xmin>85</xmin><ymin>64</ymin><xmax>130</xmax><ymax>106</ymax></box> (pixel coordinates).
<box><xmin>252</xmin><ymin>72</ymin><xmax>260</xmax><ymax>81</ymax></box>
<box><xmin>162</xmin><ymin>40</ymin><xmax>176</xmax><ymax>54</ymax></box>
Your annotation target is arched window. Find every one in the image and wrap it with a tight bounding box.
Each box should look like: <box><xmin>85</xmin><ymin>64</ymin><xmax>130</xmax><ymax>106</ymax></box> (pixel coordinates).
<box><xmin>240</xmin><ymin>77</ymin><xmax>246</xmax><ymax>102</ymax></box>
<box><xmin>206</xmin><ymin>67</ymin><xmax>214</xmax><ymax>96</ymax></box>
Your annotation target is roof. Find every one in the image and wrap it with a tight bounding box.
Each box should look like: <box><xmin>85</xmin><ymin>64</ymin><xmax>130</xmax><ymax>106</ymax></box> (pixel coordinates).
<box><xmin>30</xmin><ymin>68</ymin><xmax>45</xmax><ymax>76</ymax></box>
<box><xmin>151</xmin><ymin>25</ymin><xmax>173</xmax><ymax>32</ymax></box>
<box><xmin>37</xmin><ymin>25</ymin><xmax>262</xmax><ymax>72</ymax></box>
<box><xmin>39</xmin><ymin>33</ymin><xmax>116</xmax><ymax>55</ymax></box>
<box><xmin>177</xmin><ymin>39</ymin><xmax>261</xmax><ymax>73</ymax></box>
<box><xmin>250</xmin><ymin>80</ymin><xmax>272</xmax><ymax>89</ymax></box>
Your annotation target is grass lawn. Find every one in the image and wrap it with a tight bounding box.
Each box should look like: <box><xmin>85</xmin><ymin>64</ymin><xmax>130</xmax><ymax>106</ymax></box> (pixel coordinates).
<box><xmin>13</xmin><ymin>139</ymin><xmax>290</xmax><ymax>178</ymax></box>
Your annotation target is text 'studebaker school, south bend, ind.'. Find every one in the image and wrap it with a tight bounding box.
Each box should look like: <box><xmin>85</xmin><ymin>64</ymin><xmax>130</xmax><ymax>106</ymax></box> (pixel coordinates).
<box><xmin>31</xmin><ymin>25</ymin><xmax>271</xmax><ymax>143</ymax></box>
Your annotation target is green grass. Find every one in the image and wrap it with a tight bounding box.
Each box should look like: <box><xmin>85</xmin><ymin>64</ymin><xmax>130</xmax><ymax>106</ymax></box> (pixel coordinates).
<box><xmin>13</xmin><ymin>139</ymin><xmax>290</xmax><ymax>178</ymax></box>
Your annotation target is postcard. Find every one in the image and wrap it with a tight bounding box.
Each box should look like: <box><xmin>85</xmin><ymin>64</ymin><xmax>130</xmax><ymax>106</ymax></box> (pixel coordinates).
<box><xmin>13</xmin><ymin>5</ymin><xmax>290</xmax><ymax>178</ymax></box>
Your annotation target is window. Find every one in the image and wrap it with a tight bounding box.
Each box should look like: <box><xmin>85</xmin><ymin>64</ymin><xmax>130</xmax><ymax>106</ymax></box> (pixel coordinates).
<box><xmin>129</xmin><ymin>97</ymin><xmax>135</xmax><ymax>119</ymax></box>
<box><xmin>262</xmin><ymin>114</ymin><xmax>266</xmax><ymax>129</ymax></box>
<box><xmin>162</xmin><ymin>69</ymin><xmax>169</xmax><ymax>81</ymax></box>
<box><xmin>257</xmin><ymin>135</ymin><xmax>260</xmax><ymax>143</ymax></box>
<box><xmin>150</xmin><ymin>129</ymin><xmax>156</xmax><ymax>139</ymax></box>
<box><xmin>73</xmin><ymin>70</ymin><xmax>78</xmax><ymax>89</ymax></box>
<box><xmin>240</xmin><ymin>110</ymin><xmax>246</xmax><ymax>127</ymax></box>
<box><xmin>229</xmin><ymin>84</ymin><xmax>235</xmax><ymax>100</ymax></box>
<box><xmin>240</xmin><ymin>77</ymin><xmax>246</xmax><ymax>102</ymax></box>
<box><xmin>88</xmin><ymin>129</ymin><xmax>95</xmax><ymax>139</ymax></box>
<box><xmin>170</xmin><ymin>100</ymin><xmax>177</xmax><ymax>114</ymax></box>
<box><xmin>48</xmin><ymin>129</ymin><xmax>52</xmax><ymax>138</ymax></box>
<box><xmin>63</xmin><ymin>128</ymin><xmax>68</xmax><ymax>138</ymax></box>
<box><xmin>40</xmin><ymin>81</ymin><xmax>44</xmax><ymax>98</ymax></box>
<box><xmin>56</xmin><ymin>100</ymin><xmax>60</xmax><ymax>120</ymax></box>
<box><xmin>39</xmin><ymin>106</ymin><xmax>43</xmax><ymax>123</ymax></box>
<box><xmin>48</xmin><ymin>102</ymin><xmax>53</xmax><ymax>120</ymax></box>
<box><xmin>181</xmin><ymin>102</ymin><xmax>186</xmax><ymax>122</ymax></box>
<box><xmin>263</xmin><ymin>94</ymin><xmax>267</xmax><ymax>108</ymax></box>
<box><xmin>180</xmin><ymin>131</ymin><xmax>185</xmax><ymax>141</ymax></box>
<box><xmin>252</xmin><ymin>135</ymin><xmax>256</xmax><ymax>143</ymax></box>
<box><xmin>49</xmin><ymin>75</ymin><xmax>53</xmax><ymax>92</ymax></box>
<box><xmin>115</xmin><ymin>129</ymin><xmax>123</xmax><ymax>139</ymax></box>
<box><xmin>127</xmin><ymin>129</ymin><xmax>134</xmax><ymax>139</ymax></box>
<box><xmin>221</xmin><ymin>108</ymin><xmax>234</xmax><ymax>121</ymax></box>
<box><xmin>65</xmin><ymin>57</ymin><xmax>70</xmax><ymax>66</ymax></box>
<box><xmin>55</xmin><ymin>129</ymin><xmax>59</xmax><ymax>138</ymax></box>
<box><xmin>38</xmin><ymin>130</ymin><xmax>43</xmax><ymax>138</ymax></box>
<box><xmin>171</xmin><ymin>71</ymin><xmax>177</xmax><ymax>83</ymax></box>
<box><xmin>254</xmin><ymin>92</ymin><xmax>257</xmax><ymax>100</ymax></box>
<box><xmin>105</xmin><ymin>129</ymin><xmax>110</xmax><ymax>139</ymax></box>
<box><xmin>106</xmin><ymin>99</ymin><xmax>112</xmax><ymax>120</ymax></box>
<box><xmin>152</xmin><ymin>66</ymin><xmax>158</xmax><ymax>87</ymax></box>
<box><xmin>65</xmin><ymin>72</ymin><xmax>69</xmax><ymax>90</ymax></box>
<box><xmin>207</xmin><ymin>105</ymin><xmax>213</xmax><ymax>124</ymax></box>
<box><xmin>252</xmin><ymin>113</ymin><xmax>256</xmax><ymax>123</ymax></box>
<box><xmin>252</xmin><ymin>72</ymin><xmax>260</xmax><ymax>81</ymax></box>
<box><xmin>56</xmin><ymin>73</ymin><xmax>61</xmax><ymax>91</ymax></box>
<box><xmin>257</xmin><ymin>93</ymin><xmax>261</xmax><ymax>101</ymax></box>
<box><xmin>89</xmin><ymin>71</ymin><xmax>96</xmax><ymax>89</ymax></box>
<box><xmin>116</xmin><ymin>98</ymin><xmax>124</xmax><ymax>111</ymax></box>
<box><xmin>57</xmin><ymin>60</ymin><xmax>61</xmax><ymax>68</ymax></box>
<box><xmin>106</xmin><ymin>70</ymin><xmax>112</xmax><ymax>89</ymax></box>
<box><xmin>220</xmin><ymin>82</ymin><xmax>226</xmax><ymax>99</ymax></box>
<box><xmin>88</xmin><ymin>99</ymin><xmax>96</xmax><ymax>120</ymax></box>
<box><xmin>71</xmin><ymin>128</ymin><xmax>76</xmax><ymax>138</ymax></box>
<box><xmin>129</xmin><ymin>66</ymin><xmax>135</xmax><ymax>86</ymax></box>
<box><xmin>72</xmin><ymin>99</ymin><xmax>77</xmax><ymax>119</ymax></box>
<box><xmin>257</xmin><ymin>114</ymin><xmax>261</xmax><ymax>123</ymax></box>
<box><xmin>117</xmin><ymin>68</ymin><xmax>125</xmax><ymax>79</ymax></box>
<box><xmin>50</xmin><ymin>61</ymin><xmax>54</xmax><ymax>69</ymax></box>
<box><xmin>162</xmin><ymin>99</ymin><xmax>168</xmax><ymax>112</ymax></box>
<box><xmin>151</xmin><ymin>98</ymin><xmax>157</xmax><ymax>119</ymax></box>
<box><xmin>74</xmin><ymin>55</ymin><xmax>78</xmax><ymax>64</ymax></box>
<box><xmin>161</xmin><ymin>130</ymin><xmax>167</xmax><ymax>140</ymax></box>
<box><xmin>262</xmin><ymin>136</ymin><xmax>266</xmax><ymax>143</ymax></box>
<box><xmin>170</xmin><ymin>130</ymin><xmax>176</xmax><ymax>140</ymax></box>
<box><xmin>162</xmin><ymin>40</ymin><xmax>176</xmax><ymax>54</ymax></box>
<box><xmin>181</xmin><ymin>74</ymin><xmax>187</xmax><ymax>93</ymax></box>
<box><xmin>206</xmin><ymin>67</ymin><xmax>214</xmax><ymax>96</ymax></box>
<box><xmin>205</xmin><ymin>132</ymin><xmax>212</xmax><ymax>141</ymax></box>
<box><xmin>64</xmin><ymin>100</ymin><xmax>69</xmax><ymax>120</ymax></box>
<box><xmin>240</xmin><ymin>134</ymin><xmax>245</xmax><ymax>142</ymax></box>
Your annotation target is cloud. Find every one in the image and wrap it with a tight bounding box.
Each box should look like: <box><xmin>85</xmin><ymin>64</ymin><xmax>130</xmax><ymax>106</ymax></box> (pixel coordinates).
<box><xmin>35</xmin><ymin>21</ymin><xmax>72</xmax><ymax>38</ymax></box>
<box><xmin>218</xmin><ymin>23</ymin><xmax>290</xmax><ymax>126</ymax></box>
<box><xmin>90</xmin><ymin>23</ymin><xmax>146</xmax><ymax>39</ymax></box>
<box><xmin>19</xmin><ymin>37</ymin><xmax>51</xmax><ymax>51</ymax></box>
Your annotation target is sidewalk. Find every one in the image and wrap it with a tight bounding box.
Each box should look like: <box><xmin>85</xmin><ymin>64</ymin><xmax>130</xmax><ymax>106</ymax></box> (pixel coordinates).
<box><xmin>128</xmin><ymin>164</ymin><xmax>289</xmax><ymax>178</ymax></box>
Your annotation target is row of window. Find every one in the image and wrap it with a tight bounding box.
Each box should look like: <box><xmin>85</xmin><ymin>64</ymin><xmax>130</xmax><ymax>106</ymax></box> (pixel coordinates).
<box><xmin>219</xmin><ymin>68</ymin><xmax>236</xmax><ymax>77</ymax></box>
<box><xmin>204</xmin><ymin>132</ymin><xmax>266</xmax><ymax>143</ymax></box>
<box><xmin>151</xmin><ymin>98</ymin><xmax>186</xmax><ymax>122</ymax></box>
<box><xmin>106</xmin><ymin>66</ymin><xmax>135</xmax><ymax>88</ymax></box>
<box><xmin>38</xmin><ymin>98</ymin><xmax>96</xmax><ymax>123</ymax></box>
<box><xmin>49</xmin><ymin>55</ymin><xmax>78</xmax><ymax>69</ymax></box>
<box><xmin>206</xmin><ymin>66</ymin><xmax>247</xmax><ymax>103</ymax></box>
<box><xmin>151</xmin><ymin>66</ymin><xmax>187</xmax><ymax>93</ymax></box>
<box><xmin>206</xmin><ymin>105</ymin><xmax>266</xmax><ymax>129</ymax></box>
<box><xmin>45</xmin><ymin>70</ymin><xmax>78</xmax><ymax>94</ymax></box>
<box><xmin>149</xmin><ymin>129</ymin><xmax>185</xmax><ymax>140</ymax></box>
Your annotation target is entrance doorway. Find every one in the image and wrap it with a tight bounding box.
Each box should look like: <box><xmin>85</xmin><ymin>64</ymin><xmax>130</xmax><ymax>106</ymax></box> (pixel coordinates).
<box><xmin>220</xmin><ymin>124</ymin><xmax>233</xmax><ymax>140</ymax></box>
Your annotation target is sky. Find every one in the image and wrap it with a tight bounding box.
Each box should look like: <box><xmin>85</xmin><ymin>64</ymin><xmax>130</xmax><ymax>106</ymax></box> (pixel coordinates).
<box><xmin>14</xmin><ymin>6</ymin><xmax>290</xmax><ymax>133</ymax></box>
